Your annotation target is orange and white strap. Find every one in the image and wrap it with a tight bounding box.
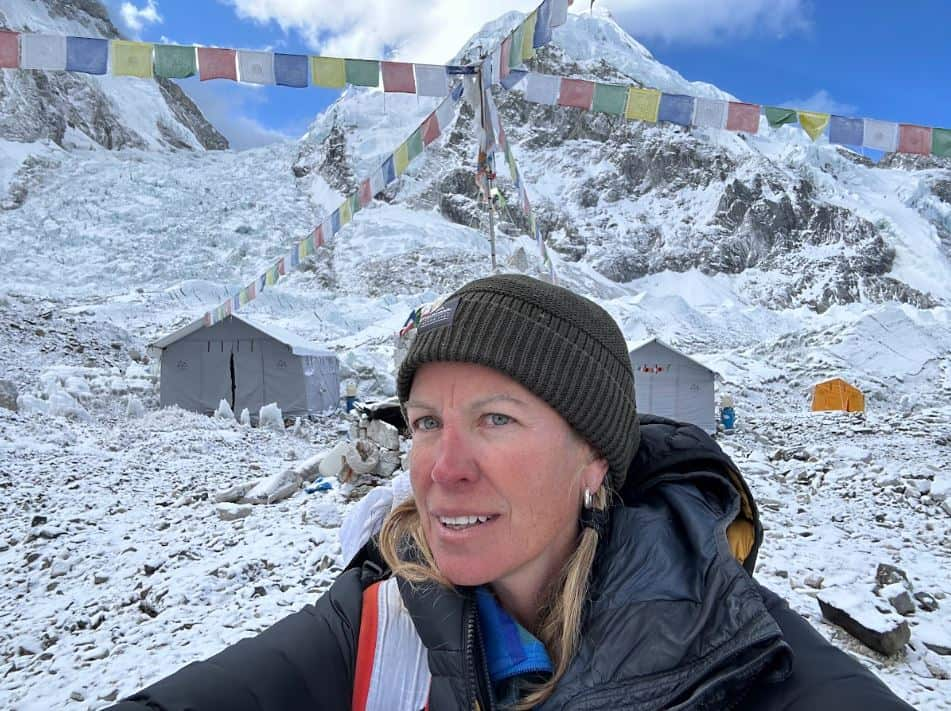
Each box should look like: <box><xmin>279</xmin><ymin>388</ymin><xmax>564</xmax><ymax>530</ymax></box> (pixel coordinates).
<box><xmin>353</xmin><ymin>577</ymin><xmax>432</xmax><ymax>711</ymax></box>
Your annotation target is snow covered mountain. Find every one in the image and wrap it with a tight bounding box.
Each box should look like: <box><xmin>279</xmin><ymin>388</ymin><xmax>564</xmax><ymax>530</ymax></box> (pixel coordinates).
<box><xmin>0</xmin><ymin>0</ymin><xmax>226</xmax><ymax>154</ymax></box>
<box><xmin>0</xmin><ymin>6</ymin><xmax>949</xmax><ymax>709</ymax></box>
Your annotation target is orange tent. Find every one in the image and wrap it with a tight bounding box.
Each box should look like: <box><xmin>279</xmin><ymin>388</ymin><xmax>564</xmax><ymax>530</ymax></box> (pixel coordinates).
<box><xmin>811</xmin><ymin>378</ymin><xmax>865</xmax><ymax>412</ymax></box>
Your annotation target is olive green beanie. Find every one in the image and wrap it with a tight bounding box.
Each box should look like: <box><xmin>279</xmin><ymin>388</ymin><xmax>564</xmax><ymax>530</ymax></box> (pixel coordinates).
<box><xmin>396</xmin><ymin>274</ymin><xmax>638</xmax><ymax>491</ymax></box>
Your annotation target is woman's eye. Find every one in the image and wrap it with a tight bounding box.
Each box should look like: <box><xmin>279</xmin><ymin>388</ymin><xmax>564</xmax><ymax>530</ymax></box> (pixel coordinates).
<box><xmin>486</xmin><ymin>413</ymin><xmax>512</xmax><ymax>426</ymax></box>
<box><xmin>413</xmin><ymin>415</ymin><xmax>439</xmax><ymax>431</ymax></box>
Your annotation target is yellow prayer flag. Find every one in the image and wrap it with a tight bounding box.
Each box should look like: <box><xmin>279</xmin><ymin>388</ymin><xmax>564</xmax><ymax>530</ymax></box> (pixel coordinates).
<box><xmin>311</xmin><ymin>56</ymin><xmax>345</xmax><ymax>88</ymax></box>
<box><xmin>625</xmin><ymin>87</ymin><xmax>661</xmax><ymax>122</ymax></box>
<box><xmin>112</xmin><ymin>40</ymin><xmax>154</xmax><ymax>78</ymax></box>
<box><xmin>798</xmin><ymin>111</ymin><xmax>830</xmax><ymax>141</ymax></box>
<box><xmin>394</xmin><ymin>142</ymin><xmax>410</xmax><ymax>175</ymax></box>
<box><xmin>339</xmin><ymin>198</ymin><xmax>352</xmax><ymax>227</ymax></box>
<box><xmin>521</xmin><ymin>12</ymin><xmax>537</xmax><ymax>62</ymax></box>
<box><xmin>265</xmin><ymin>267</ymin><xmax>277</xmax><ymax>287</ymax></box>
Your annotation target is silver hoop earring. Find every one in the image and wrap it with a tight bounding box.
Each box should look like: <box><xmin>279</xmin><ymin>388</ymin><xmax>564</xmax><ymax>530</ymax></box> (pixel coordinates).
<box><xmin>583</xmin><ymin>488</ymin><xmax>593</xmax><ymax>510</ymax></box>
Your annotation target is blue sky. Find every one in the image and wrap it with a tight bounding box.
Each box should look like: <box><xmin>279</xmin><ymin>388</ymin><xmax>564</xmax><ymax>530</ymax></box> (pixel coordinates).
<box><xmin>104</xmin><ymin>1</ymin><xmax>951</xmax><ymax>150</ymax></box>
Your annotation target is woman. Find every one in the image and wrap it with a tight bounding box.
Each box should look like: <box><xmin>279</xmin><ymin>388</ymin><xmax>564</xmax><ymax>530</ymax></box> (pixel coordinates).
<box><xmin>113</xmin><ymin>274</ymin><xmax>914</xmax><ymax>710</ymax></box>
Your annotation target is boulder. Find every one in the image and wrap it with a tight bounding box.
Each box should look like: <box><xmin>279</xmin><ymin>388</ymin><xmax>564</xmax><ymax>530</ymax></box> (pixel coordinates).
<box><xmin>818</xmin><ymin>588</ymin><xmax>910</xmax><ymax>656</ymax></box>
<box><xmin>931</xmin><ymin>470</ymin><xmax>950</xmax><ymax>502</ymax></box>
<box><xmin>319</xmin><ymin>441</ymin><xmax>351</xmax><ymax>479</ymax></box>
<box><xmin>888</xmin><ymin>591</ymin><xmax>916</xmax><ymax>616</ymax></box>
<box><xmin>345</xmin><ymin>441</ymin><xmax>380</xmax><ymax>478</ymax></box>
<box><xmin>0</xmin><ymin>379</ymin><xmax>18</xmax><ymax>412</ymax></box>
<box><xmin>875</xmin><ymin>563</ymin><xmax>908</xmax><ymax>588</ymax></box>
<box><xmin>377</xmin><ymin>448</ymin><xmax>401</xmax><ymax>478</ymax></box>
<box><xmin>216</xmin><ymin>503</ymin><xmax>253</xmax><ymax>521</ymax></box>
<box><xmin>914</xmin><ymin>592</ymin><xmax>939</xmax><ymax>612</ymax></box>
<box><xmin>213</xmin><ymin>481</ymin><xmax>256</xmax><ymax>504</ymax></box>
<box><xmin>368</xmin><ymin>419</ymin><xmax>400</xmax><ymax>451</ymax></box>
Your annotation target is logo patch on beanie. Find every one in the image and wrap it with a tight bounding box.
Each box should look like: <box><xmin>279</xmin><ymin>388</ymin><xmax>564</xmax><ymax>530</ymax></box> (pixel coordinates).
<box><xmin>417</xmin><ymin>297</ymin><xmax>459</xmax><ymax>334</ymax></box>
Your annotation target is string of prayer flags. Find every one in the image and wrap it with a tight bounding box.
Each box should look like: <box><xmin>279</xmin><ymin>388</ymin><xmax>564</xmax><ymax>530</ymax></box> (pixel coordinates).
<box><xmin>0</xmin><ymin>31</ymin><xmax>18</xmax><ymax>68</ymax></box>
<box><xmin>237</xmin><ymin>49</ymin><xmax>275</xmax><ymax>85</ymax></box>
<box><xmin>198</xmin><ymin>47</ymin><xmax>237</xmax><ymax>82</ymax></box>
<box><xmin>204</xmin><ymin>91</ymin><xmax>462</xmax><ymax>326</ymax></box>
<box><xmin>797</xmin><ymin>111</ymin><xmax>829</xmax><ymax>141</ymax></box>
<box><xmin>154</xmin><ymin>44</ymin><xmax>196</xmax><ymax>78</ymax></box>
<box><xmin>66</xmin><ymin>37</ymin><xmax>108</xmax><ymax>75</ymax></box>
<box><xmin>311</xmin><ymin>56</ymin><xmax>346</xmax><ymax>88</ymax></box>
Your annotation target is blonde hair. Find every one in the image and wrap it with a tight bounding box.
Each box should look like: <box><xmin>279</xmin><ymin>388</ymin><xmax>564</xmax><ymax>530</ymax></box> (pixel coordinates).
<box><xmin>378</xmin><ymin>485</ymin><xmax>609</xmax><ymax>709</ymax></box>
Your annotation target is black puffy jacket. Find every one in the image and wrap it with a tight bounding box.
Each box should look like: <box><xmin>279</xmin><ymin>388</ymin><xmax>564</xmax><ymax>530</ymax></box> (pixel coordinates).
<box><xmin>110</xmin><ymin>415</ymin><xmax>915</xmax><ymax>710</ymax></box>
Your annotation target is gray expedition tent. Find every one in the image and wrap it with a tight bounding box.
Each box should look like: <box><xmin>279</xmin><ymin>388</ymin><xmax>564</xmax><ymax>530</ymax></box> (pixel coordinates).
<box><xmin>629</xmin><ymin>337</ymin><xmax>716</xmax><ymax>433</ymax></box>
<box><xmin>152</xmin><ymin>314</ymin><xmax>339</xmax><ymax>417</ymax></box>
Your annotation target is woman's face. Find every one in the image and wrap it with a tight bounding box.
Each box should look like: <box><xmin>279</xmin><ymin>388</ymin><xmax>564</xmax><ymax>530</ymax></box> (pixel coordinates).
<box><xmin>405</xmin><ymin>362</ymin><xmax>607</xmax><ymax>594</ymax></box>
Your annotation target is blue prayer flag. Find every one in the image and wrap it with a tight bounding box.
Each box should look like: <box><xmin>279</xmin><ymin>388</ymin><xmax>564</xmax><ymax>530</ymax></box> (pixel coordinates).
<box><xmin>274</xmin><ymin>52</ymin><xmax>308</xmax><ymax>88</ymax></box>
<box><xmin>382</xmin><ymin>154</ymin><xmax>396</xmax><ymax>184</ymax></box>
<box><xmin>658</xmin><ymin>93</ymin><xmax>695</xmax><ymax>127</ymax></box>
<box><xmin>451</xmin><ymin>82</ymin><xmax>464</xmax><ymax>101</ymax></box>
<box><xmin>289</xmin><ymin>246</ymin><xmax>300</xmax><ymax>269</ymax></box>
<box><xmin>331</xmin><ymin>209</ymin><xmax>342</xmax><ymax>235</ymax></box>
<box><xmin>232</xmin><ymin>293</ymin><xmax>240</xmax><ymax>311</ymax></box>
<box><xmin>66</xmin><ymin>36</ymin><xmax>108</xmax><ymax>75</ymax></box>
<box><xmin>828</xmin><ymin>115</ymin><xmax>864</xmax><ymax>147</ymax></box>
<box><xmin>534</xmin><ymin>0</ymin><xmax>553</xmax><ymax>48</ymax></box>
<box><xmin>500</xmin><ymin>69</ymin><xmax>527</xmax><ymax>90</ymax></box>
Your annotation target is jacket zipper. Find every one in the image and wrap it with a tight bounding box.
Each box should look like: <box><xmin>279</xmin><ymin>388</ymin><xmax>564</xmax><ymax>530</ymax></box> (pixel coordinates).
<box><xmin>465</xmin><ymin>595</ymin><xmax>496</xmax><ymax>711</ymax></box>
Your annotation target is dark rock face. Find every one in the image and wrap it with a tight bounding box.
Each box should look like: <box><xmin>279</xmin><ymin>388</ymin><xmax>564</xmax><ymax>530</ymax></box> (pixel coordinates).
<box><xmin>0</xmin><ymin>0</ymin><xmax>227</xmax><ymax>151</ymax></box>
<box><xmin>818</xmin><ymin>595</ymin><xmax>911</xmax><ymax>656</ymax></box>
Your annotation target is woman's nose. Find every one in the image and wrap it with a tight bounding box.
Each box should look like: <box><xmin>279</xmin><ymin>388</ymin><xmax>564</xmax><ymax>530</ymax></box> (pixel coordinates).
<box><xmin>429</xmin><ymin>426</ymin><xmax>478</xmax><ymax>485</ymax></box>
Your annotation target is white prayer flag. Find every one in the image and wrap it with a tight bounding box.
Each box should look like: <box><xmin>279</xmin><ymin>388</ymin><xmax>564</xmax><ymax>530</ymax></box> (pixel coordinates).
<box><xmin>491</xmin><ymin>45</ymin><xmax>502</xmax><ymax>86</ymax></box>
<box><xmin>321</xmin><ymin>216</ymin><xmax>335</xmax><ymax>243</ymax></box>
<box><xmin>237</xmin><ymin>49</ymin><xmax>275</xmax><ymax>85</ymax></box>
<box><xmin>863</xmin><ymin>118</ymin><xmax>898</xmax><ymax>153</ymax></box>
<box><xmin>369</xmin><ymin>166</ymin><xmax>386</xmax><ymax>196</ymax></box>
<box><xmin>436</xmin><ymin>96</ymin><xmax>457</xmax><ymax>132</ymax></box>
<box><xmin>550</xmin><ymin>0</ymin><xmax>570</xmax><ymax>27</ymax></box>
<box><xmin>693</xmin><ymin>98</ymin><xmax>728</xmax><ymax>130</ymax></box>
<box><xmin>20</xmin><ymin>33</ymin><xmax>67</xmax><ymax>71</ymax></box>
<box><xmin>414</xmin><ymin>64</ymin><xmax>449</xmax><ymax>97</ymax></box>
<box><xmin>523</xmin><ymin>72</ymin><xmax>560</xmax><ymax>105</ymax></box>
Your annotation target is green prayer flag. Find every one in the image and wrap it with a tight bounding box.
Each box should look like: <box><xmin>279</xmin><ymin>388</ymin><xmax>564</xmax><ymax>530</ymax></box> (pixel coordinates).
<box><xmin>521</xmin><ymin>12</ymin><xmax>537</xmax><ymax>62</ymax></box>
<box><xmin>592</xmin><ymin>83</ymin><xmax>627</xmax><ymax>115</ymax></box>
<box><xmin>339</xmin><ymin>198</ymin><xmax>352</xmax><ymax>226</ymax></box>
<box><xmin>345</xmin><ymin>58</ymin><xmax>379</xmax><ymax>87</ymax></box>
<box><xmin>509</xmin><ymin>27</ymin><xmax>524</xmax><ymax>69</ymax></box>
<box><xmin>348</xmin><ymin>193</ymin><xmax>361</xmax><ymax>216</ymax></box>
<box><xmin>154</xmin><ymin>44</ymin><xmax>196</xmax><ymax>78</ymax></box>
<box><xmin>407</xmin><ymin>127</ymin><xmax>424</xmax><ymax>161</ymax></box>
<box><xmin>765</xmin><ymin>106</ymin><xmax>798</xmax><ymax>128</ymax></box>
<box><xmin>311</xmin><ymin>56</ymin><xmax>345</xmax><ymax>88</ymax></box>
<box><xmin>933</xmin><ymin>127</ymin><xmax>951</xmax><ymax>158</ymax></box>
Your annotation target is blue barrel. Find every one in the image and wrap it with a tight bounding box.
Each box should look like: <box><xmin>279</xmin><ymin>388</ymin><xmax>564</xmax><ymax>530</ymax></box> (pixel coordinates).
<box><xmin>720</xmin><ymin>406</ymin><xmax>736</xmax><ymax>430</ymax></box>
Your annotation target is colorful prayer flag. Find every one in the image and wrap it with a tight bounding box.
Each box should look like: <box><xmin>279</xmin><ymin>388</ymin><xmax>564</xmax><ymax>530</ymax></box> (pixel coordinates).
<box><xmin>558</xmin><ymin>78</ymin><xmax>594</xmax><ymax>110</ymax></box>
<box><xmin>311</xmin><ymin>56</ymin><xmax>345</xmax><ymax>88</ymax></box>
<box><xmin>265</xmin><ymin>265</ymin><xmax>278</xmax><ymax>287</ymax></box>
<box><xmin>726</xmin><ymin>102</ymin><xmax>760</xmax><ymax>134</ymax></box>
<box><xmin>625</xmin><ymin>87</ymin><xmax>661</xmax><ymax>122</ymax></box>
<box><xmin>765</xmin><ymin>106</ymin><xmax>797</xmax><ymax>128</ymax></box>
<box><xmin>0</xmin><ymin>31</ymin><xmax>19</xmax><ymax>69</ymax></box>
<box><xmin>331</xmin><ymin>209</ymin><xmax>342</xmax><ymax>235</ymax></box>
<box><xmin>247</xmin><ymin>282</ymin><xmax>256</xmax><ymax>300</ymax></box>
<box><xmin>298</xmin><ymin>238</ymin><xmax>311</xmax><ymax>261</ymax></box>
<box><xmin>500</xmin><ymin>69</ymin><xmax>527</xmax><ymax>90</ymax></box>
<box><xmin>274</xmin><ymin>52</ymin><xmax>308</xmax><ymax>87</ymax></box>
<box><xmin>237</xmin><ymin>49</ymin><xmax>274</xmax><ymax>85</ymax></box>
<box><xmin>898</xmin><ymin>124</ymin><xmax>932</xmax><ymax>155</ymax></box>
<box><xmin>828</xmin><ymin>116</ymin><xmax>864</xmax><ymax>146</ymax></box>
<box><xmin>798</xmin><ymin>111</ymin><xmax>829</xmax><ymax>141</ymax></box>
<box><xmin>521</xmin><ymin>12</ymin><xmax>537</xmax><ymax>62</ymax></box>
<box><xmin>692</xmin><ymin>97</ymin><xmax>728</xmax><ymax>130</ymax></box>
<box><xmin>348</xmin><ymin>192</ymin><xmax>361</xmax><ymax>217</ymax></box>
<box><xmin>534</xmin><ymin>0</ymin><xmax>553</xmax><ymax>48</ymax></box>
<box><xmin>66</xmin><ymin>36</ymin><xmax>107</xmax><ymax>75</ymax></box>
<box><xmin>382</xmin><ymin>154</ymin><xmax>396</xmax><ymax>184</ymax></box>
<box><xmin>198</xmin><ymin>47</ymin><xmax>237</xmax><ymax>82</ymax></box>
<box><xmin>550</xmin><ymin>0</ymin><xmax>570</xmax><ymax>27</ymax></box>
<box><xmin>289</xmin><ymin>246</ymin><xmax>299</xmax><ymax>269</ymax></box>
<box><xmin>339</xmin><ymin>198</ymin><xmax>352</xmax><ymax>226</ymax></box>
<box><xmin>381</xmin><ymin>61</ymin><xmax>416</xmax><ymax>93</ymax></box>
<box><xmin>863</xmin><ymin>119</ymin><xmax>898</xmax><ymax>152</ymax></box>
<box><xmin>933</xmin><ymin>128</ymin><xmax>951</xmax><ymax>158</ymax></box>
<box><xmin>359</xmin><ymin>178</ymin><xmax>373</xmax><ymax>207</ymax></box>
<box><xmin>21</xmin><ymin>34</ymin><xmax>67</xmax><ymax>71</ymax></box>
<box><xmin>394</xmin><ymin>141</ymin><xmax>410</xmax><ymax>175</ymax></box>
<box><xmin>407</xmin><ymin>127</ymin><xmax>424</xmax><ymax>161</ymax></box>
<box><xmin>436</xmin><ymin>97</ymin><xmax>457</xmax><ymax>133</ymax></box>
<box><xmin>524</xmin><ymin>72</ymin><xmax>560</xmax><ymax>105</ymax></box>
<box><xmin>421</xmin><ymin>113</ymin><xmax>441</xmax><ymax>145</ymax></box>
<box><xmin>233</xmin><ymin>292</ymin><xmax>241</xmax><ymax>312</ymax></box>
<box><xmin>154</xmin><ymin>44</ymin><xmax>196</xmax><ymax>78</ymax></box>
<box><xmin>413</xmin><ymin>63</ymin><xmax>449</xmax><ymax>96</ymax></box>
<box><xmin>111</xmin><ymin>40</ymin><xmax>153</xmax><ymax>78</ymax></box>
<box><xmin>345</xmin><ymin>58</ymin><xmax>379</xmax><ymax>87</ymax></box>
<box><xmin>591</xmin><ymin>82</ymin><xmax>627</xmax><ymax>115</ymax></box>
<box><xmin>499</xmin><ymin>37</ymin><xmax>511</xmax><ymax>79</ymax></box>
<box><xmin>369</xmin><ymin>166</ymin><xmax>386</xmax><ymax>196</ymax></box>
<box><xmin>510</xmin><ymin>26</ymin><xmax>525</xmax><ymax>69</ymax></box>
<box><xmin>277</xmin><ymin>257</ymin><xmax>286</xmax><ymax>276</ymax></box>
<box><xmin>313</xmin><ymin>224</ymin><xmax>325</xmax><ymax>248</ymax></box>
<box><xmin>490</xmin><ymin>45</ymin><xmax>502</xmax><ymax>85</ymax></box>
<box><xmin>658</xmin><ymin>93</ymin><xmax>695</xmax><ymax>126</ymax></box>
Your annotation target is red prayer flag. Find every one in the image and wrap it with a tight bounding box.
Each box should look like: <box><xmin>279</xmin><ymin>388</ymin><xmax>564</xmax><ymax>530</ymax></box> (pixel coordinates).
<box><xmin>277</xmin><ymin>257</ymin><xmax>286</xmax><ymax>276</ymax></box>
<box><xmin>726</xmin><ymin>102</ymin><xmax>760</xmax><ymax>134</ymax></box>
<box><xmin>247</xmin><ymin>282</ymin><xmax>256</xmax><ymax>300</ymax></box>
<box><xmin>359</xmin><ymin>179</ymin><xmax>373</xmax><ymax>207</ymax></box>
<box><xmin>898</xmin><ymin>124</ymin><xmax>932</xmax><ymax>155</ymax></box>
<box><xmin>198</xmin><ymin>47</ymin><xmax>237</xmax><ymax>81</ymax></box>
<box><xmin>499</xmin><ymin>37</ymin><xmax>511</xmax><ymax>79</ymax></box>
<box><xmin>313</xmin><ymin>225</ymin><xmax>324</xmax><ymax>248</ymax></box>
<box><xmin>381</xmin><ymin>61</ymin><xmax>416</xmax><ymax>94</ymax></box>
<box><xmin>0</xmin><ymin>31</ymin><xmax>18</xmax><ymax>68</ymax></box>
<box><xmin>558</xmin><ymin>78</ymin><xmax>594</xmax><ymax>110</ymax></box>
<box><xmin>421</xmin><ymin>113</ymin><xmax>440</xmax><ymax>145</ymax></box>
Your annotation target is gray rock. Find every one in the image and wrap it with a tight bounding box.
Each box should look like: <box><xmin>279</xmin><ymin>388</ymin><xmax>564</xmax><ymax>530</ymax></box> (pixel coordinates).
<box><xmin>368</xmin><ymin>419</ymin><xmax>400</xmax><ymax>451</ymax></box>
<box><xmin>818</xmin><ymin>593</ymin><xmax>910</xmax><ymax>656</ymax></box>
<box><xmin>914</xmin><ymin>592</ymin><xmax>939</xmax><ymax>612</ymax></box>
<box><xmin>0</xmin><ymin>379</ymin><xmax>17</xmax><ymax>411</ymax></box>
<box><xmin>216</xmin><ymin>503</ymin><xmax>253</xmax><ymax>521</ymax></box>
<box><xmin>888</xmin><ymin>591</ymin><xmax>916</xmax><ymax>616</ymax></box>
<box><xmin>876</xmin><ymin>563</ymin><xmax>908</xmax><ymax>587</ymax></box>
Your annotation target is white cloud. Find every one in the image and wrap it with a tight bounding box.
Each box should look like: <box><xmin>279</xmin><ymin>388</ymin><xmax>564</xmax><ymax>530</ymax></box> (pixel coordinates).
<box><xmin>182</xmin><ymin>81</ymin><xmax>294</xmax><ymax>151</ymax></box>
<box><xmin>120</xmin><ymin>0</ymin><xmax>163</xmax><ymax>34</ymax></box>
<box><xmin>779</xmin><ymin>90</ymin><xmax>857</xmax><ymax>116</ymax></box>
<box><xmin>222</xmin><ymin>0</ymin><xmax>811</xmax><ymax>62</ymax></box>
<box><xmin>606</xmin><ymin>0</ymin><xmax>811</xmax><ymax>44</ymax></box>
